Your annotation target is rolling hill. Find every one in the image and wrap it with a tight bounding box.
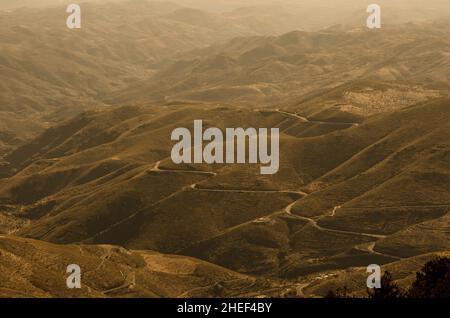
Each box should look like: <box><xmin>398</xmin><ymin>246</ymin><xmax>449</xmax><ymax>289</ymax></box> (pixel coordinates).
<box><xmin>110</xmin><ymin>22</ymin><xmax>450</xmax><ymax>108</ymax></box>
<box><xmin>0</xmin><ymin>234</ymin><xmax>293</xmax><ymax>297</ymax></box>
<box><xmin>1</xmin><ymin>1</ymin><xmax>449</xmax><ymax>298</ymax></box>
<box><xmin>0</xmin><ymin>97</ymin><xmax>448</xmax><ymax>280</ymax></box>
<box><xmin>0</xmin><ymin>0</ymin><xmax>262</xmax><ymax>154</ymax></box>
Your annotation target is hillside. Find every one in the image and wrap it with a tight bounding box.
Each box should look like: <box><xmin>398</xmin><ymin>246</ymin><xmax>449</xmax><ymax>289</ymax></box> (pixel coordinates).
<box><xmin>301</xmin><ymin>251</ymin><xmax>450</xmax><ymax>297</ymax></box>
<box><xmin>0</xmin><ymin>235</ymin><xmax>292</xmax><ymax>297</ymax></box>
<box><xmin>1</xmin><ymin>235</ymin><xmax>446</xmax><ymax>298</ymax></box>
<box><xmin>0</xmin><ymin>0</ymin><xmax>261</xmax><ymax>154</ymax></box>
<box><xmin>1</xmin><ymin>1</ymin><xmax>449</xmax><ymax>298</ymax></box>
<box><xmin>110</xmin><ymin>22</ymin><xmax>450</xmax><ymax>108</ymax></box>
<box><xmin>0</xmin><ymin>98</ymin><xmax>448</xmax><ymax>279</ymax></box>
<box><xmin>2</xmin><ymin>1</ymin><xmax>449</xmax><ymax>155</ymax></box>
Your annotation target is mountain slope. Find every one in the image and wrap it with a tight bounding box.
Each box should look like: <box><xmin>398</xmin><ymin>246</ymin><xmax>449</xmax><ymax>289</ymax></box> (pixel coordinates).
<box><xmin>110</xmin><ymin>22</ymin><xmax>450</xmax><ymax>107</ymax></box>
<box><xmin>0</xmin><ymin>234</ymin><xmax>290</xmax><ymax>297</ymax></box>
<box><xmin>0</xmin><ymin>98</ymin><xmax>448</xmax><ymax>278</ymax></box>
<box><xmin>0</xmin><ymin>0</ymin><xmax>262</xmax><ymax>154</ymax></box>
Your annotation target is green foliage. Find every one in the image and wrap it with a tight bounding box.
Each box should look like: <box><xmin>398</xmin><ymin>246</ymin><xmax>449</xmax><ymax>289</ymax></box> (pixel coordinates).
<box><xmin>407</xmin><ymin>257</ymin><xmax>450</xmax><ymax>298</ymax></box>
<box><xmin>326</xmin><ymin>286</ymin><xmax>352</xmax><ymax>298</ymax></box>
<box><xmin>327</xmin><ymin>257</ymin><xmax>450</xmax><ymax>298</ymax></box>
<box><xmin>367</xmin><ymin>271</ymin><xmax>404</xmax><ymax>299</ymax></box>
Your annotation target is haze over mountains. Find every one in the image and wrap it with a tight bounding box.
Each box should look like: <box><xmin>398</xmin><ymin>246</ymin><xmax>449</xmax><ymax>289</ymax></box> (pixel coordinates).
<box><xmin>0</xmin><ymin>0</ymin><xmax>449</xmax><ymax>298</ymax></box>
<box><xmin>112</xmin><ymin>22</ymin><xmax>450</xmax><ymax>107</ymax></box>
<box><xmin>0</xmin><ymin>0</ymin><xmax>256</xmax><ymax>154</ymax></box>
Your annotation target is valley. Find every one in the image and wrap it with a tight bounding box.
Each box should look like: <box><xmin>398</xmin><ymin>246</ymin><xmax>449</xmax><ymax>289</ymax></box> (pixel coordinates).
<box><xmin>0</xmin><ymin>0</ymin><xmax>449</xmax><ymax>298</ymax></box>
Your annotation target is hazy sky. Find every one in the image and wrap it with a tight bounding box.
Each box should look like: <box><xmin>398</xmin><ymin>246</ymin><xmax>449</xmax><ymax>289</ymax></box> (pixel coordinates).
<box><xmin>1</xmin><ymin>0</ymin><xmax>449</xmax><ymax>24</ymax></box>
<box><xmin>2</xmin><ymin>0</ymin><xmax>450</xmax><ymax>9</ymax></box>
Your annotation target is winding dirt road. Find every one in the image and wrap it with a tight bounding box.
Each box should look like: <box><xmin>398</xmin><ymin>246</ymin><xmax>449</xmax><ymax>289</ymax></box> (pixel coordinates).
<box><xmin>151</xmin><ymin>161</ymin><xmax>217</xmax><ymax>176</ymax></box>
<box><xmin>355</xmin><ymin>242</ymin><xmax>402</xmax><ymax>260</ymax></box>
<box><xmin>284</xmin><ymin>201</ymin><xmax>387</xmax><ymax>239</ymax></box>
<box><xmin>87</xmin><ymin>150</ymin><xmax>406</xmax><ymax>289</ymax></box>
<box><xmin>189</xmin><ymin>184</ymin><xmax>308</xmax><ymax>196</ymax></box>
<box><xmin>103</xmin><ymin>271</ymin><xmax>136</xmax><ymax>295</ymax></box>
<box><xmin>276</xmin><ymin>109</ymin><xmax>359</xmax><ymax>127</ymax></box>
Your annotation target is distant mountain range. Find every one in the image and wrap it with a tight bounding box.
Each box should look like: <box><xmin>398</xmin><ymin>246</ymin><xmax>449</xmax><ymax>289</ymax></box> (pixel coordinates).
<box><xmin>0</xmin><ymin>0</ymin><xmax>449</xmax><ymax>298</ymax></box>
<box><xmin>111</xmin><ymin>22</ymin><xmax>450</xmax><ymax>107</ymax></box>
